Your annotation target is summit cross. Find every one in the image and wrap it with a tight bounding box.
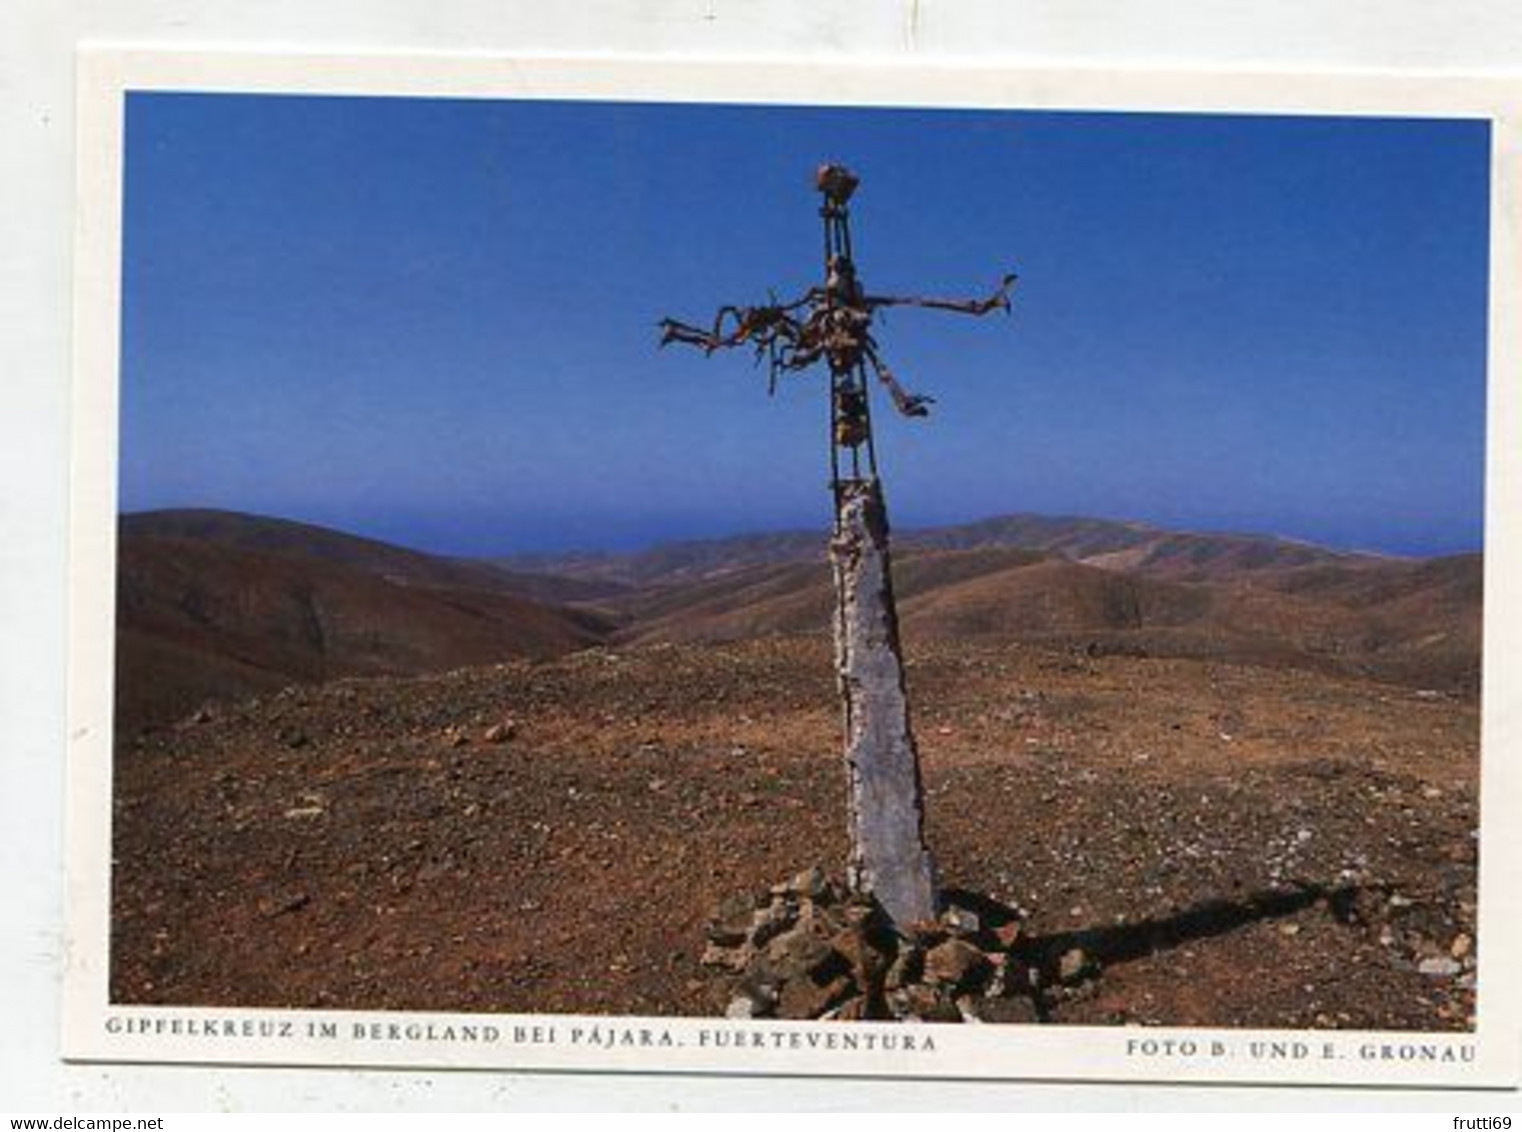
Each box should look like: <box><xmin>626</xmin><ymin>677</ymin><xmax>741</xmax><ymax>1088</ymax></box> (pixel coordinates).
<box><xmin>659</xmin><ymin>163</ymin><xmax>1018</xmax><ymax>930</ymax></box>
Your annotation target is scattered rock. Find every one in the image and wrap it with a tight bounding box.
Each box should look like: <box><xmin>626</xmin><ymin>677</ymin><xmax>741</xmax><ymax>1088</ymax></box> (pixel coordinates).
<box><xmin>830</xmin><ymin>921</ymin><xmax>889</xmax><ymax>997</ymax></box>
<box><xmin>942</xmin><ymin>905</ymin><xmax>981</xmax><ymax>936</ymax></box>
<box><xmin>977</xmin><ymin>994</ymin><xmax>1041</xmax><ymax>1024</ymax></box>
<box><xmin>483</xmin><ymin>721</ymin><xmax>515</xmax><ymax>744</ymax></box>
<box><xmin>706</xmin><ymin>916</ymin><xmax>751</xmax><ymax>949</ymax></box>
<box><xmin>1058</xmin><ymin>947</ymin><xmax>1097</xmax><ymax>985</ymax></box>
<box><xmin>749</xmin><ymin>901</ymin><xmax>797</xmax><ymax>948</ymax></box>
<box><xmin>955</xmin><ymin>995</ymin><xmax>986</xmax><ymax>1023</ymax></box>
<box><xmin>1418</xmin><ymin>957</ymin><xmax>1462</xmax><ymax>977</ymax></box>
<box><xmin>724</xmin><ymin>995</ymin><xmax>760</xmax><ymax>1019</ymax></box>
<box><xmin>782</xmin><ymin>866</ymin><xmax>833</xmax><ymax>902</ymax></box>
<box><xmin>259</xmin><ymin>891</ymin><xmax>310</xmax><ymax>918</ymax></box>
<box><xmin>923</xmin><ymin>939</ymin><xmax>990</xmax><ymax>991</ymax></box>
<box><xmin>700</xmin><ymin>942</ymin><xmax>746</xmax><ymax>971</ymax></box>
<box><xmin>891</xmin><ymin>984</ymin><xmax>962</xmax><ymax>1022</ymax></box>
<box><xmin>763</xmin><ymin>921</ymin><xmax>836</xmax><ymax>980</ymax></box>
<box><xmin>779</xmin><ymin>973</ymin><xmax>855</xmax><ymax>1019</ymax></box>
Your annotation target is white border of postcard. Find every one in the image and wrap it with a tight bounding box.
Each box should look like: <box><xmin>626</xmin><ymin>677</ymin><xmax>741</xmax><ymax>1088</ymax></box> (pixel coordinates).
<box><xmin>65</xmin><ymin>46</ymin><xmax>1522</xmax><ymax>1087</ymax></box>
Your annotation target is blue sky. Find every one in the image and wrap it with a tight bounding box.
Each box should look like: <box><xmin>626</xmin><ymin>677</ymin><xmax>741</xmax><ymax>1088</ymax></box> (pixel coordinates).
<box><xmin>120</xmin><ymin>94</ymin><xmax>1490</xmax><ymax>556</ymax></box>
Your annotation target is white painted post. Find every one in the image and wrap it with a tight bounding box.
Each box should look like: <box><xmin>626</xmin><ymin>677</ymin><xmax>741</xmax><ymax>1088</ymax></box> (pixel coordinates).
<box><xmin>831</xmin><ymin>478</ymin><xmax>938</xmax><ymax>929</ymax></box>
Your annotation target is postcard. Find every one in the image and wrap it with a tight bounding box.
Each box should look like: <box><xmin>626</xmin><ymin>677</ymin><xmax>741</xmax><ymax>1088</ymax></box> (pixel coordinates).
<box><xmin>64</xmin><ymin>47</ymin><xmax>1522</xmax><ymax>1086</ymax></box>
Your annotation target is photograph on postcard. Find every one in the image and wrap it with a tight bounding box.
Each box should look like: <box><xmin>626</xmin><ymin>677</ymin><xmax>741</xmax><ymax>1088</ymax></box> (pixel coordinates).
<box><xmin>66</xmin><ymin>54</ymin><xmax>1518</xmax><ymax>1084</ymax></box>
<box><xmin>109</xmin><ymin>90</ymin><xmax>1487</xmax><ymax>1022</ymax></box>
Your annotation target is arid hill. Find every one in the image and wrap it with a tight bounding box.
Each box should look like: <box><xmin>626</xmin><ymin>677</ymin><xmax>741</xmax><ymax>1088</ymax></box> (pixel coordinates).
<box><xmin>495</xmin><ymin>511</ymin><xmax>1374</xmax><ymax>588</ymax></box>
<box><xmin>117</xmin><ymin>513</ymin><xmax>615</xmax><ymax>733</ymax></box>
<box><xmin>608</xmin><ymin>543</ymin><xmax>1480</xmax><ymax>693</ymax></box>
<box><xmin>117</xmin><ymin>509</ymin><xmax>1481</xmax><ymax>734</ymax></box>
<box><xmin>123</xmin><ymin>509</ymin><xmax>626</xmax><ymax>604</ymax></box>
<box><xmin>494</xmin><ymin>531</ymin><xmax>830</xmax><ymax>590</ymax></box>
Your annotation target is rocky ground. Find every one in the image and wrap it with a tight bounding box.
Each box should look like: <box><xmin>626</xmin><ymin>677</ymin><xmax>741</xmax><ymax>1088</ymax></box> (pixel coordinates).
<box><xmin>111</xmin><ymin>636</ymin><xmax>1478</xmax><ymax>1029</ymax></box>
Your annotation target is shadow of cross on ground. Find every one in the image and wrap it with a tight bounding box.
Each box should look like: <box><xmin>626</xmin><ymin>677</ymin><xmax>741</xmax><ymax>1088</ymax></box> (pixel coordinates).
<box><xmin>981</xmin><ymin>882</ymin><xmax>1374</xmax><ymax>1021</ymax></box>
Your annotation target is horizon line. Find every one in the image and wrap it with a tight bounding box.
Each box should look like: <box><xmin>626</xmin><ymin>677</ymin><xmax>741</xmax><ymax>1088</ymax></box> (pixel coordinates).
<box><xmin>117</xmin><ymin>503</ymin><xmax>1485</xmax><ymax>564</ymax></box>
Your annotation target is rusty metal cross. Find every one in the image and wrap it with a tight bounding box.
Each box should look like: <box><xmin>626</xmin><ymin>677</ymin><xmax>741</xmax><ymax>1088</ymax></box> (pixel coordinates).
<box><xmin>659</xmin><ymin>163</ymin><xmax>1017</xmax><ymax>930</ymax></box>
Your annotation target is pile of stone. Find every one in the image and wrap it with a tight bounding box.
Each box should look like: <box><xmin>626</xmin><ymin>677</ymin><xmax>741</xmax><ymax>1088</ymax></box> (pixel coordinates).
<box><xmin>702</xmin><ymin>867</ymin><xmax>1063</xmax><ymax>1023</ymax></box>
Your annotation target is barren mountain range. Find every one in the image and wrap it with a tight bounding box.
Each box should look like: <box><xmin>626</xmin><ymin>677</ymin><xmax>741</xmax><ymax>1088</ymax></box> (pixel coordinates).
<box><xmin>115</xmin><ymin>508</ymin><xmax>1481</xmax><ymax>735</ymax></box>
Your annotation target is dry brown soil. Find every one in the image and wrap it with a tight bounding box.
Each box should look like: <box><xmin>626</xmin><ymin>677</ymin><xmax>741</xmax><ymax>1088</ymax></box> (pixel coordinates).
<box><xmin>111</xmin><ymin>636</ymin><xmax>1478</xmax><ymax>1029</ymax></box>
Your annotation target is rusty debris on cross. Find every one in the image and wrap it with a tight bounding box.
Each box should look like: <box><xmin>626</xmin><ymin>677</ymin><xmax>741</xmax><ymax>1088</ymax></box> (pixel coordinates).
<box><xmin>660</xmin><ymin>164</ymin><xmax>1016</xmax><ymax>491</ymax></box>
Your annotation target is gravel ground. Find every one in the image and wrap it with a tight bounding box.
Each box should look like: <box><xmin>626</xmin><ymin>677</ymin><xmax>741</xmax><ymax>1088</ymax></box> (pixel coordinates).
<box><xmin>111</xmin><ymin>636</ymin><xmax>1478</xmax><ymax>1030</ymax></box>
